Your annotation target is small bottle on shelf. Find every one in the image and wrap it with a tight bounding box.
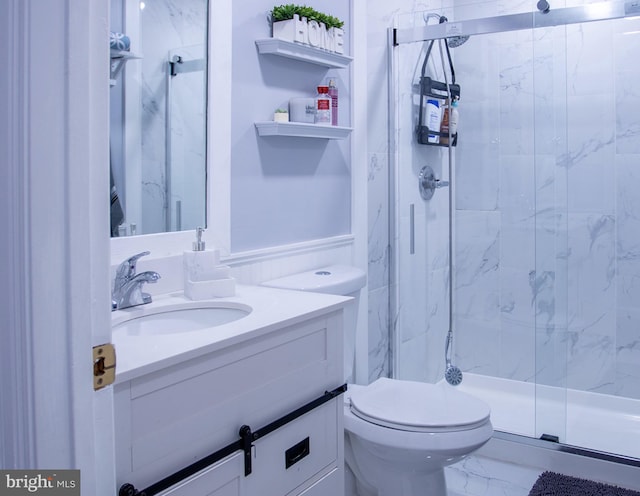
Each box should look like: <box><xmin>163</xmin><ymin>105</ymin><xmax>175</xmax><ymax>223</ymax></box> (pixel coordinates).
<box><xmin>328</xmin><ymin>79</ymin><xmax>338</xmax><ymax>126</ymax></box>
<box><xmin>314</xmin><ymin>85</ymin><xmax>332</xmax><ymax>126</ymax></box>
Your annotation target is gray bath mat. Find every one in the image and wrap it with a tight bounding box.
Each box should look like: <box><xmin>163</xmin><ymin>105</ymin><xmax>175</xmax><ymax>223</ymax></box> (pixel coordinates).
<box><xmin>529</xmin><ymin>471</ymin><xmax>640</xmax><ymax>496</ymax></box>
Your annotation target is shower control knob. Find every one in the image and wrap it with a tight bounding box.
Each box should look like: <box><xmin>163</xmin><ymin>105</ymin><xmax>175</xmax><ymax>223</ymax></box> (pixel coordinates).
<box><xmin>419</xmin><ymin>165</ymin><xmax>449</xmax><ymax>200</ymax></box>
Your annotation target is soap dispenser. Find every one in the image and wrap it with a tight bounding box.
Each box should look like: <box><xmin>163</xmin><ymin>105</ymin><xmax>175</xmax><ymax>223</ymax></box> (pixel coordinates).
<box><xmin>183</xmin><ymin>227</ymin><xmax>235</xmax><ymax>300</ymax></box>
<box><xmin>184</xmin><ymin>227</ymin><xmax>220</xmax><ymax>284</ymax></box>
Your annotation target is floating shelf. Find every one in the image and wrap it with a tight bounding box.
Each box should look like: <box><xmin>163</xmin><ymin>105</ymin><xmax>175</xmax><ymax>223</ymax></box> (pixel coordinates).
<box><xmin>255</xmin><ymin>38</ymin><xmax>352</xmax><ymax>69</ymax></box>
<box><xmin>255</xmin><ymin>121</ymin><xmax>352</xmax><ymax>139</ymax></box>
<box><xmin>110</xmin><ymin>50</ymin><xmax>142</xmax><ymax>87</ymax></box>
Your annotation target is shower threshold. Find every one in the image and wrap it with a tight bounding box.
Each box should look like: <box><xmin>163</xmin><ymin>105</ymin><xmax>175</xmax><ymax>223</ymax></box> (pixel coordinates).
<box><xmin>453</xmin><ymin>373</ymin><xmax>640</xmax><ymax>462</ymax></box>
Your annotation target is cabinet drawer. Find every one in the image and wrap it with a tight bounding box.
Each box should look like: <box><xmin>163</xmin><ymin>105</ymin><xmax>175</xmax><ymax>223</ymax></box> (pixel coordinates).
<box><xmin>246</xmin><ymin>399</ymin><xmax>340</xmax><ymax>496</ymax></box>
<box><xmin>292</xmin><ymin>467</ymin><xmax>342</xmax><ymax>496</ymax></box>
<box><xmin>156</xmin><ymin>452</ymin><xmax>245</xmax><ymax>496</ymax></box>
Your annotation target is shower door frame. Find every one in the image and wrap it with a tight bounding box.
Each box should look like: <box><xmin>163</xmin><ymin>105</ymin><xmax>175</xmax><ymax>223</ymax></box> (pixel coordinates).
<box><xmin>394</xmin><ymin>1</ymin><xmax>638</xmax><ymax>45</ymax></box>
<box><xmin>388</xmin><ymin>0</ymin><xmax>640</xmax><ymax>466</ymax></box>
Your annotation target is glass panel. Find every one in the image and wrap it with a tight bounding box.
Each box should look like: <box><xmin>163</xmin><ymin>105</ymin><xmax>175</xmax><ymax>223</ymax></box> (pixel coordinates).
<box><xmin>393</xmin><ymin>15</ymin><xmax>449</xmax><ymax>384</ymax></box>
<box><xmin>392</xmin><ymin>2</ymin><xmax>640</xmax><ymax>461</ymax></box>
<box><xmin>537</xmin><ymin>10</ymin><xmax>640</xmax><ymax>460</ymax></box>
<box><xmin>531</xmin><ymin>15</ymin><xmax>569</xmax><ymax>445</ymax></box>
<box><xmin>394</xmin><ymin>6</ymin><xmax>542</xmax><ymax>437</ymax></box>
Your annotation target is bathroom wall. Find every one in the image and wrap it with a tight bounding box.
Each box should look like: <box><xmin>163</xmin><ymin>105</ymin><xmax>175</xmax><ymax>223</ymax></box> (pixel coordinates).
<box><xmin>230</xmin><ymin>0</ymin><xmax>352</xmax><ymax>252</ymax></box>
<box><xmin>110</xmin><ymin>0</ymin><xmax>356</xmax><ymax>262</ymax></box>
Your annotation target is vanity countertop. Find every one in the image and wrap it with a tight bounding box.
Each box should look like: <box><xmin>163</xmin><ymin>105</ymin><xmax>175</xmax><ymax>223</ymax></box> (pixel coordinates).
<box><xmin>111</xmin><ymin>284</ymin><xmax>350</xmax><ymax>383</ymax></box>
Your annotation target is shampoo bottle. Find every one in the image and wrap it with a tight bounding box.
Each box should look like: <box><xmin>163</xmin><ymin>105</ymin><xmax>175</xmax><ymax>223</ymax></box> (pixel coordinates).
<box><xmin>426</xmin><ymin>99</ymin><xmax>441</xmax><ymax>144</ymax></box>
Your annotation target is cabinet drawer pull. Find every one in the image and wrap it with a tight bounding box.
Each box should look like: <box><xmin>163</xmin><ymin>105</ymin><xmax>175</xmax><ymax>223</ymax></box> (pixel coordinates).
<box><xmin>285</xmin><ymin>437</ymin><xmax>310</xmax><ymax>469</ymax></box>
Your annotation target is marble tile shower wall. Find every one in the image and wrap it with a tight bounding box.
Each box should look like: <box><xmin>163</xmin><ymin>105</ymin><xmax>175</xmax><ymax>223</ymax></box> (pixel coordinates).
<box><xmin>367</xmin><ymin>0</ymin><xmax>640</xmax><ymax>397</ymax></box>
<box><xmin>451</xmin><ymin>1</ymin><xmax>640</xmax><ymax>400</ymax></box>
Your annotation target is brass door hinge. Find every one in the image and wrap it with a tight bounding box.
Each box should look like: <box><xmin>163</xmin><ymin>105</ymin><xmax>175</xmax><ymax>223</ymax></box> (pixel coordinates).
<box><xmin>93</xmin><ymin>343</ymin><xmax>116</xmax><ymax>390</ymax></box>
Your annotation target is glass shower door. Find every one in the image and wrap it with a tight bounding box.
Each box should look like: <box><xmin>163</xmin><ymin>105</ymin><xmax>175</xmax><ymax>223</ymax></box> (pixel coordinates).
<box><xmin>391</xmin><ymin>15</ymin><xmax>452</xmax><ymax>386</ymax></box>
<box><xmin>391</xmin><ymin>6</ymin><xmax>563</xmax><ymax>441</ymax></box>
<box><xmin>533</xmin><ymin>10</ymin><xmax>640</xmax><ymax>459</ymax></box>
<box><xmin>392</xmin><ymin>2</ymin><xmax>640</xmax><ymax>461</ymax></box>
<box><xmin>530</xmin><ymin>15</ymin><xmax>569</xmax><ymax>445</ymax></box>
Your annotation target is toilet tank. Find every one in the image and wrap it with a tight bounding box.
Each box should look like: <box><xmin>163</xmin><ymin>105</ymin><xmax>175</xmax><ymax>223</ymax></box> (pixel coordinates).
<box><xmin>261</xmin><ymin>265</ymin><xmax>366</xmax><ymax>383</ymax></box>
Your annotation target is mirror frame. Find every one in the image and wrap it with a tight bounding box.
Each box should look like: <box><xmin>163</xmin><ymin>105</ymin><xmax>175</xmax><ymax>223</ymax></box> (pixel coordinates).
<box><xmin>111</xmin><ymin>0</ymin><xmax>231</xmax><ymax>264</ymax></box>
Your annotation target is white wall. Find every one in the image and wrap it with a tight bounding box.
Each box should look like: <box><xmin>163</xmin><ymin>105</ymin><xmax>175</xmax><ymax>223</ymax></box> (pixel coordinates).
<box><xmin>230</xmin><ymin>0</ymin><xmax>353</xmax><ymax>252</ymax></box>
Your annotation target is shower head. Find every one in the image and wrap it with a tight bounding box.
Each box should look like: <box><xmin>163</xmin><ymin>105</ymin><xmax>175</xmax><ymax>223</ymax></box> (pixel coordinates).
<box><xmin>422</xmin><ymin>12</ymin><xmax>470</xmax><ymax>48</ymax></box>
<box><xmin>445</xmin><ymin>364</ymin><xmax>463</xmax><ymax>386</ymax></box>
<box><xmin>446</xmin><ymin>35</ymin><xmax>470</xmax><ymax>48</ymax></box>
<box><xmin>444</xmin><ymin>329</ymin><xmax>463</xmax><ymax>386</ymax></box>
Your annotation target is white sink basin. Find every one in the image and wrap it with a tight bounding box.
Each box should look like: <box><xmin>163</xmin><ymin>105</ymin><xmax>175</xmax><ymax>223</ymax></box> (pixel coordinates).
<box><xmin>113</xmin><ymin>303</ymin><xmax>252</xmax><ymax>336</ymax></box>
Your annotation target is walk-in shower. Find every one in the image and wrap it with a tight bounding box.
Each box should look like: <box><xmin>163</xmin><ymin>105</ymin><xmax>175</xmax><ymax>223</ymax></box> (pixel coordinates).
<box><xmin>390</xmin><ymin>0</ymin><xmax>640</xmax><ymax>464</ymax></box>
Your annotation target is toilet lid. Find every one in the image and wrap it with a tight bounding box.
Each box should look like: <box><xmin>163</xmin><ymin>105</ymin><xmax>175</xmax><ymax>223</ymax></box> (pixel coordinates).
<box><xmin>349</xmin><ymin>378</ymin><xmax>491</xmax><ymax>432</ymax></box>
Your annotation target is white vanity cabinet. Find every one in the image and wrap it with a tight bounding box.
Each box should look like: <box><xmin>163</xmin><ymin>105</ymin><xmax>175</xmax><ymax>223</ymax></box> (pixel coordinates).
<box><xmin>114</xmin><ymin>308</ymin><xmax>345</xmax><ymax>496</ymax></box>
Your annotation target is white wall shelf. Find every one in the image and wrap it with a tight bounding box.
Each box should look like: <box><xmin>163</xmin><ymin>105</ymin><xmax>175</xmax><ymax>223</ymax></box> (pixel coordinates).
<box><xmin>110</xmin><ymin>49</ymin><xmax>142</xmax><ymax>87</ymax></box>
<box><xmin>255</xmin><ymin>38</ymin><xmax>352</xmax><ymax>69</ymax></box>
<box><xmin>255</xmin><ymin>121</ymin><xmax>352</xmax><ymax>140</ymax></box>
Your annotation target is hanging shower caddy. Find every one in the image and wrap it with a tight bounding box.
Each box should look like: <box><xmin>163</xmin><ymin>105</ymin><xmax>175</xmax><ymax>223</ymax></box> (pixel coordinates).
<box><xmin>416</xmin><ymin>32</ymin><xmax>460</xmax><ymax>147</ymax></box>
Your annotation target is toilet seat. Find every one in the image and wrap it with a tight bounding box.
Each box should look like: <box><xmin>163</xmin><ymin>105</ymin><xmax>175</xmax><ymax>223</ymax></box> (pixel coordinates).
<box><xmin>349</xmin><ymin>378</ymin><xmax>490</xmax><ymax>432</ymax></box>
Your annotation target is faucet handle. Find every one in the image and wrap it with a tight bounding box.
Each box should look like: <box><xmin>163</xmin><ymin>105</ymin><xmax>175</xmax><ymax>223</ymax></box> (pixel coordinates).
<box><xmin>116</xmin><ymin>251</ymin><xmax>151</xmax><ymax>281</ymax></box>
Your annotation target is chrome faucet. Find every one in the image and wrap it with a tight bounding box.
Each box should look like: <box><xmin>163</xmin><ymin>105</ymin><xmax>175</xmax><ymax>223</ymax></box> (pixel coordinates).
<box><xmin>112</xmin><ymin>251</ymin><xmax>161</xmax><ymax>310</ymax></box>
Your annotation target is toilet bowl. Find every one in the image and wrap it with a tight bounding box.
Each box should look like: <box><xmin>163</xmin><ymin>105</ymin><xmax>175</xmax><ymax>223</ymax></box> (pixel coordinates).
<box><xmin>344</xmin><ymin>379</ymin><xmax>492</xmax><ymax>496</ymax></box>
<box><xmin>262</xmin><ymin>266</ymin><xmax>493</xmax><ymax>496</ymax></box>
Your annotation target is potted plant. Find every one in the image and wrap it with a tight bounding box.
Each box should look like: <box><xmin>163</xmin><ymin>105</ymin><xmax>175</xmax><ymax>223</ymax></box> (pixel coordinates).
<box><xmin>270</xmin><ymin>4</ymin><xmax>344</xmax><ymax>53</ymax></box>
<box><xmin>273</xmin><ymin>108</ymin><xmax>289</xmax><ymax>122</ymax></box>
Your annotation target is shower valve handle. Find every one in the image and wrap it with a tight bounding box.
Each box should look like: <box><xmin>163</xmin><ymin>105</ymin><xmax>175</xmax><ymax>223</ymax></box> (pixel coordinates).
<box><xmin>419</xmin><ymin>165</ymin><xmax>449</xmax><ymax>200</ymax></box>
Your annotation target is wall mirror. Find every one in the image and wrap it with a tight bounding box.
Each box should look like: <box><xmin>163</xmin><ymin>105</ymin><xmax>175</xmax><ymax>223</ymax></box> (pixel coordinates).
<box><xmin>109</xmin><ymin>0</ymin><xmax>208</xmax><ymax>238</ymax></box>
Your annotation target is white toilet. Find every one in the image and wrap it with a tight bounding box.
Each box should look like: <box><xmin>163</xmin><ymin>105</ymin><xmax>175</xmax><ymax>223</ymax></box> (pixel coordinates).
<box><xmin>262</xmin><ymin>266</ymin><xmax>493</xmax><ymax>496</ymax></box>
